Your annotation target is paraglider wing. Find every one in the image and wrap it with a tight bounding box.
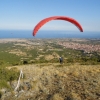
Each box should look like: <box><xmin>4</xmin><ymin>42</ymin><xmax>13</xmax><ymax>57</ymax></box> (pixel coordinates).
<box><xmin>33</xmin><ymin>16</ymin><xmax>83</xmax><ymax>36</ymax></box>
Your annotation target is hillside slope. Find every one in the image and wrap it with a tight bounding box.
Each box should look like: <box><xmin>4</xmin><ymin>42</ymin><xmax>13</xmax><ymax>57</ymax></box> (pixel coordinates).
<box><xmin>1</xmin><ymin>63</ymin><xmax>100</xmax><ymax>100</ymax></box>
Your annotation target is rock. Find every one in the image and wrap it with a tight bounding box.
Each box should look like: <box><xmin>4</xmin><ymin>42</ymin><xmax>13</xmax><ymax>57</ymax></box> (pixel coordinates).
<box><xmin>0</xmin><ymin>88</ymin><xmax>7</xmax><ymax>94</ymax></box>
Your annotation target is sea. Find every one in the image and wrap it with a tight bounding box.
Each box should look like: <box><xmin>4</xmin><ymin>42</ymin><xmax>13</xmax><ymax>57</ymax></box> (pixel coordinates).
<box><xmin>0</xmin><ymin>30</ymin><xmax>100</xmax><ymax>39</ymax></box>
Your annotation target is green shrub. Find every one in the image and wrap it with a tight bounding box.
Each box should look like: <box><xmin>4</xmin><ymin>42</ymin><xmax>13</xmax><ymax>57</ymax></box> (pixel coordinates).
<box><xmin>0</xmin><ymin>67</ymin><xmax>19</xmax><ymax>89</ymax></box>
<box><xmin>23</xmin><ymin>60</ymin><xmax>28</xmax><ymax>64</ymax></box>
<box><xmin>0</xmin><ymin>91</ymin><xmax>2</xmax><ymax>98</ymax></box>
<box><xmin>0</xmin><ymin>80</ymin><xmax>10</xmax><ymax>89</ymax></box>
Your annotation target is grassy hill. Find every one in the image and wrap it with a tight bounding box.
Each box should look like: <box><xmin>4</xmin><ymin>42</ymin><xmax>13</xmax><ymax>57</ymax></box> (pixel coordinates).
<box><xmin>0</xmin><ymin>38</ymin><xmax>100</xmax><ymax>100</ymax></box>
<box><xmin>1</xmin><ymin>63</ymin><xmax>100</xmax><ymax>100</ymax></box>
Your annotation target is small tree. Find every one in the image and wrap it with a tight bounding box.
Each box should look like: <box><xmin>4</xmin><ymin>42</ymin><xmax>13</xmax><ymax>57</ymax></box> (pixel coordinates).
<box><xmin>23</xmin><ymin>60</ymin><xmax>28</xmax><ymax>64</ymax></box>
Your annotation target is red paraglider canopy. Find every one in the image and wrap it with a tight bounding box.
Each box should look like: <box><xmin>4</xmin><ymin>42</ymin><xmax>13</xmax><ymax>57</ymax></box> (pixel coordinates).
<box><xmin>33</xmin><ymin>16</ymin><xmax>83</xmax><ymax>36</ymax></box>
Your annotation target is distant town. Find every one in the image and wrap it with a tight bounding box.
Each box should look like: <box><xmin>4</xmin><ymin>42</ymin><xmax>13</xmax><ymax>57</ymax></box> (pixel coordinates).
<box><xmin>58</xmin><ymin>40</ymin><xmax>100</xmax><ymax>53</ymax></box>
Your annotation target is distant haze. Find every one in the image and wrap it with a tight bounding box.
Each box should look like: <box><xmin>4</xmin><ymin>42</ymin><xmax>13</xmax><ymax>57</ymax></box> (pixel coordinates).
<box><xmin>0</xmin><ymin>30</ymin><xmax>100</xmax><ymax>39</ymax></box>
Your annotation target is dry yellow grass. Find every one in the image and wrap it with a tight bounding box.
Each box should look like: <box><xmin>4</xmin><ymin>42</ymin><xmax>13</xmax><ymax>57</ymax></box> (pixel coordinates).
<box><xmin>4</xmin><ymin>63</ymin><xmax>100</xmax><ymax>100</ymax></box>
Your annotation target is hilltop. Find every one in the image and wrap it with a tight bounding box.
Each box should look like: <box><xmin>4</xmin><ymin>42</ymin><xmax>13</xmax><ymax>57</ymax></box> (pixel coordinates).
<box><xmin>1</xmin><ymin>63</ymin><xmax>100</xmax><ymax>100</ymax></box>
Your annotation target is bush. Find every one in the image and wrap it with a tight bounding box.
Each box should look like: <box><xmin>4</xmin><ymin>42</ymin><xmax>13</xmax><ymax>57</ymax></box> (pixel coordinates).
<box><xmin>0</xmin><ymin>80</ymin><xmax>10</xmax><ymax>89</ymax></box>
<box><xmin>0</xmin><ymin>67</ymin><xmax>19</xmax><ymax>89</ymax></box>
<box><xmin>0</xmin><ymin>91</ymin><xmax>2</xmax><ymax>99</ymax></box>
<box><xmin>23</xmin><ymin>60</ymin><xmax>28</xmax><ymax>64</ymax></box>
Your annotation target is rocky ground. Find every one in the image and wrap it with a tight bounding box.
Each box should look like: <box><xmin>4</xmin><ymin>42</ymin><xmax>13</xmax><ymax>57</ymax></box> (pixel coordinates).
<box><xmin>0</xmin><ymin>63</ymin><xmax>100</xmax><ymax>100</ymax></box>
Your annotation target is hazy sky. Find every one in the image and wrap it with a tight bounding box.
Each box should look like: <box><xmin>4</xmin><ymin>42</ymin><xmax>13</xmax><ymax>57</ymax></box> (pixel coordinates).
<box><xmin>0</xmin><ymin>0</ymin><xmax>100</xmax><ymax>32</ymax></box>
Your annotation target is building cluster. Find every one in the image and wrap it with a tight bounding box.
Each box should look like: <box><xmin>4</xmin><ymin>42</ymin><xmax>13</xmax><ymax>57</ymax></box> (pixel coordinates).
<box><xmin>58</xmin><ymin>42</ymin><xmax>100</xmax><ymax>53</ymax></box>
